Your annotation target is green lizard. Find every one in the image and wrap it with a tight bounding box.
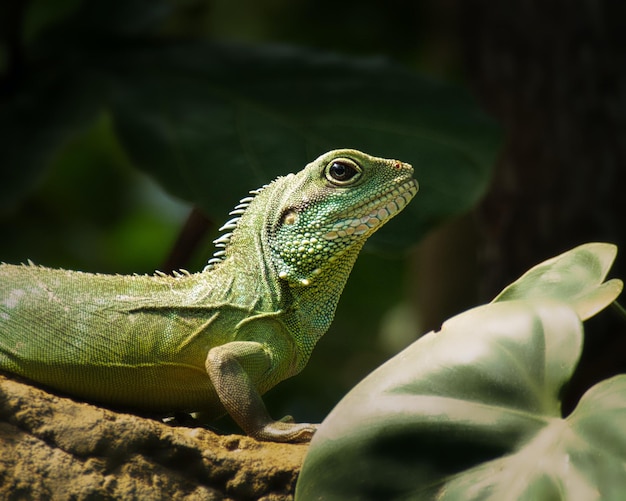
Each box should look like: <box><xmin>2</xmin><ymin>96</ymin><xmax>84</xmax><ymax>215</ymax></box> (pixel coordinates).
<box><xmin>0</xmin><ymin>149</ymin><xmax>418</xmax><ymax>442</ymax></box>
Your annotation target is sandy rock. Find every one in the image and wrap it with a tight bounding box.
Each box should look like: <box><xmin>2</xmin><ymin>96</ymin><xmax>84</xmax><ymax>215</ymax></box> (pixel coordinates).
<box><xmin>0</xmin><ymin>375</ymin><xmax>308</xmax><ymax>500</ymax></box>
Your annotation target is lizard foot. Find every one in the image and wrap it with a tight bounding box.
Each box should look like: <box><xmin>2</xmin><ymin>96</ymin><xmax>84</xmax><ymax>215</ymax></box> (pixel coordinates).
<box><xmin>252</xmin><ymin>421</ymin><xmax>317</xmax><ymax>443</ymax></box>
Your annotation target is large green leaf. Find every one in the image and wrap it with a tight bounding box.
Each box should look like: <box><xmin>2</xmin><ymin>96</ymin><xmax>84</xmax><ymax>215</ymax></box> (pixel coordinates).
<box><xmin>296</xmin><ymin>243</ymin><xmax>624</xmax><ymax>500</ymax></box>
<box><xmin>108</xmin><ymin>41</ymin><xmax>499</xmax><ymax>249</ymax></box>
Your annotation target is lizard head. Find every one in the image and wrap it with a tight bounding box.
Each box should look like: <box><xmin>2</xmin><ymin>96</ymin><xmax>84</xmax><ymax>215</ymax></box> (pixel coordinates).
<box><xmin>267</xmin><ymin>149</ymin><xmax>418</xmax><ymax>287</ymax></box>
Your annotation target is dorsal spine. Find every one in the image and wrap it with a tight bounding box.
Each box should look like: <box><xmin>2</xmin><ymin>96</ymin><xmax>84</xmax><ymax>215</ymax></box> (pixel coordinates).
<box><xmin>203</xmin><ymin>184</ymin><xmax>269</xmax><ymax>271</ymax></box>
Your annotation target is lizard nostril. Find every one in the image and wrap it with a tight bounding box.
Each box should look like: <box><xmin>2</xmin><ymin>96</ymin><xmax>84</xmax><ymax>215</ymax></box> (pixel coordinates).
<box><xmin>394</xmin><ymin>161</ymin><xmax>412</xmax><ymax>171</ymax></box>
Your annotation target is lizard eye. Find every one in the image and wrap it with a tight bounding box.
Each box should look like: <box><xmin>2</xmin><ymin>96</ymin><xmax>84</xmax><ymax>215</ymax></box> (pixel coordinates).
<box><xmin>325</xmin><ymin>159</ymin><xmax>362</xmax><ymax>186</ymax></box>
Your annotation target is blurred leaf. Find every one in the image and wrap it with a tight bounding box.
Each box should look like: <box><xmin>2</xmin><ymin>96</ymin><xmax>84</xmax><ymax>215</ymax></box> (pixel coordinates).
<box><xmin>0</xmin><ymin>72</ymin><xmax>104</xmax><ymax>213</ymax></box>
<box><xmin>0</xmin><ymin>0</ymin><xmax>171</xmax><ymax>213</ymax></box>
<box><xmin>34</xmin><ymin>0</ymin><xmax>171</xmax><ymax>40</ymax></box>
<box><xmin>22</xmin><ymin>0</ymin><xmax>83</xmax><ymax>43</ymax></box>
<box><xmin>2</xmin><ymin>0</ymin><xmax>500</xmax><ymax>250</ymax></box>
<box><xmin>109</xmin><ymin>41</ymin><xmax>500</xmax><ymax>250</ymax></box>
<box><xmin>0</xmin><ymin>110</ymin><xmax>188</xmax><ymax>273</ymax></box>
<box><xmin>296</xmin><ymin>243</ymin><xmax>624</xmax><ymax>500</ymax></box>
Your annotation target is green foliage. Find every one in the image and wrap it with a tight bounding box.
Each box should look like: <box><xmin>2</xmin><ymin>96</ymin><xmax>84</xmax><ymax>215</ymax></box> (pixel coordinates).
<box><xmin>1</xmin><ymin>0</ymin><xmax>499</xmax><ymax>252</ymax></box>
<box><xmin>296</xmin><ymin>243</ymin><xmax>626</xmax><ymax>500</ymax></box>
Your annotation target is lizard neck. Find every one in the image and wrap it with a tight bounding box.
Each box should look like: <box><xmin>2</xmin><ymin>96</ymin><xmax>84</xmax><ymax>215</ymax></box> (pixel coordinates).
<box><xmin>285</xmin><ymin>242</ymin><xmax>364</xmax><ymax>366</ymax></box>
<box><xmin>205</xmin><ymin>198</ymin><xmax>362</xmax><ymax>368</ymax></box>
<box><xmin>206</xmin><ymin>221</ymin><xmax>283</xmax><ymax>312</ymax></box>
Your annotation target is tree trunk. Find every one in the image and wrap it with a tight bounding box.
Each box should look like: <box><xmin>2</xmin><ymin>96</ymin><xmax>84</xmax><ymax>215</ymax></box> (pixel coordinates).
<box><xmin>462</xmin><ymin>0</ymin><xmax>626</xmax><ymax>410</ymax></box>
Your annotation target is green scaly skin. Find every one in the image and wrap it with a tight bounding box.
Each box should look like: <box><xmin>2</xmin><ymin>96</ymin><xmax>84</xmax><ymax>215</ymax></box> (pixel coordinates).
<box><xmin>0</xmin><ymin>149</ymin><xmax>418</xmax><ymax>442</ymax></box>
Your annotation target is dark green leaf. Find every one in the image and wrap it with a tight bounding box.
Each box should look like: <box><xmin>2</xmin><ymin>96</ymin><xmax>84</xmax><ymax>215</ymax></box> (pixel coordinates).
<box><xmin>109</xmin><ymin>42</ymin><xmax>500</xmax><ymax>250</ymax></box>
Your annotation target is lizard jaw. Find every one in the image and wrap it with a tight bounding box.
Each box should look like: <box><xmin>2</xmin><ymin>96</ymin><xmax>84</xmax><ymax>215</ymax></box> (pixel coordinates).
<box><xmin>323</xmin><ymin>178</ymin><xmax>418</xmax><ymax>241</ymax></box>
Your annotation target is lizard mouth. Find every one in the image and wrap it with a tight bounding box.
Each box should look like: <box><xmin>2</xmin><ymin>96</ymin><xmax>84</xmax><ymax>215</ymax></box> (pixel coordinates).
<box><xmin>323</xmin><ymin>177</ymin><xmax>419</xmax><ymax>241</ymax></box>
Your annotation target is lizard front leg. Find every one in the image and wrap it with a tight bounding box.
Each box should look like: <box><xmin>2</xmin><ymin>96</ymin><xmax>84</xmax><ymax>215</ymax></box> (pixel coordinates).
<box><xmin>205</xmin><ymin>341</ymin><xmax>317</xmax><ymax>442</ymax></box>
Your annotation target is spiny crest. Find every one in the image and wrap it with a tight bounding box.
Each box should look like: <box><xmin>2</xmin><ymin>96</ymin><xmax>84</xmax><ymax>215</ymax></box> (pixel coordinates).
<box><xmin>202</xmin><ymin>183</ymin><xmax>270</xmax><ymax>271</ymax></box>
<box><xmin>6</xmin><ymin>259</ymin><xmax>194</xmax><ymax>280</ymax></box>
<box><xmin>153</xmin><ymin>269</ymin><xmax>191</xmax><ymax>279</ymax></box>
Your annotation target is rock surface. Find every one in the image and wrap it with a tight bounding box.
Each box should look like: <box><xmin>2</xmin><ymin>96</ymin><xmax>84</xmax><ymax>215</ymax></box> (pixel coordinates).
<box><xmin>0</xmin><ymin>374</ymin><xmax>308</xmax><ymax>500</ymax></box>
